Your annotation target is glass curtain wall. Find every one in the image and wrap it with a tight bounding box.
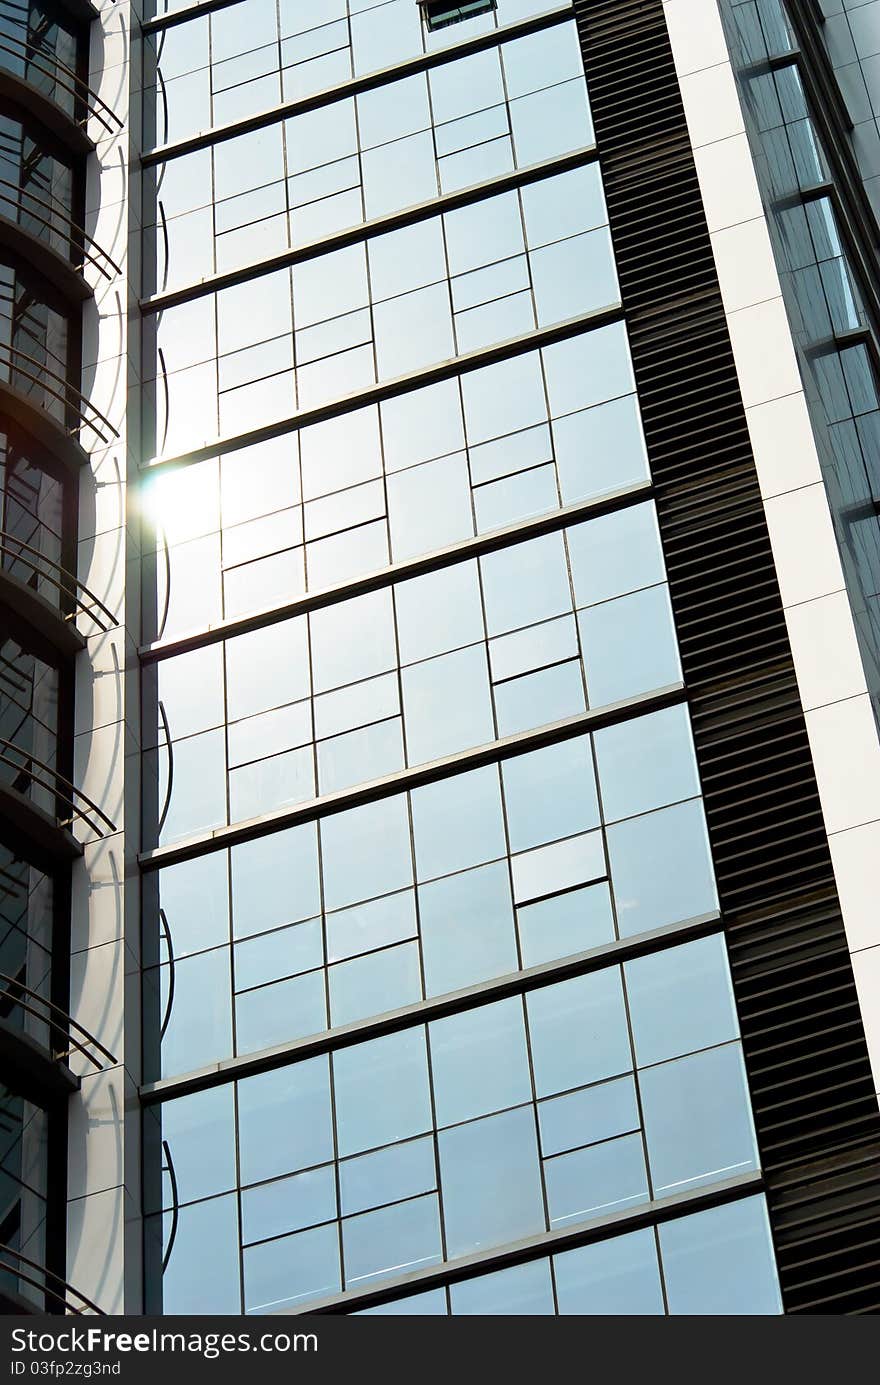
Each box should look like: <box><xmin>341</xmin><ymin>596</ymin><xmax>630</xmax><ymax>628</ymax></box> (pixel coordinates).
<box><xmin>0</xmin><ymin>0</ymin><xmax>89</xmax><ymax>1310</ymax></box>
<box><xmin>722</xmin><ymin>0</ymin><xmax>880</xmax><ymax>724</ymax></box>
<box><xmin>0</xmin><ymin>847</ymin><xmax>52</xmax><ymax>1304</ymax></box>
<box><xmin>139</xmin><ymin>0</ymin><xmax>783</xmax><ymax>1315</ymax></box>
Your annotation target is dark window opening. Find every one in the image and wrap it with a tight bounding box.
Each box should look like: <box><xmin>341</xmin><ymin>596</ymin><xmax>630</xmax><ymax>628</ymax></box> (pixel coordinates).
<box><xmin>420</xmin><ymin>0</ymin><xmax>497</xmax><ymax>33</ymax></box>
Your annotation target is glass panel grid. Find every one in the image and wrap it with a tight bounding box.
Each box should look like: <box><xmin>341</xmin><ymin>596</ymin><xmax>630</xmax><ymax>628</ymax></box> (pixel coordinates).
<box><xmin>137</xmin><ymin>0</ymin><xmax>780</xmax><ymax>1323</ymax></box>
<box><xmin>143</xmin><ymin>702</ymin><xmax>718</xmax><ymax>1080</ymax></box>
<box><xmin>355</xmin><ymin>1193</ymin><xmax>783</xmax><ymax>1315</ymax></box>
<box><xmin>144</xmin><ymin>5</ymin><xmax>585</xmax><ymax>156</ymax></box>
<box><xmin>142</xmin><ymin>318</ymin><xmax>646</xmax><ymax>642</ymax></box>
<box><xmin>147</xmin><ymin>931</ymin><xmax>763</xmax><ymax>1314</ymax></box>
<box><xmin>145</xmin><ymin>160</ymin><xmax>616</xmax><ymax>455</ymax></box>
<box><xmin>142</xmin><ymin>497</ymin><xmax>680</xmax><ymax>846</ymax></box>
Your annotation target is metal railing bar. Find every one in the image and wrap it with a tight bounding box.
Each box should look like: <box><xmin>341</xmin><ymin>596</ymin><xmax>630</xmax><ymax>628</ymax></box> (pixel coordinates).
<box><xmin>157</xmin><ymin>907</ymin><xmax>175</xmax><ymax>1041</ymax></box>
<box><xmin>0</xmin><ymin>345</ymin><xmax>119</xmax><ymax>441</ymax></box>
<box><xmin>160</xmin><ymin>1139</ymin><xmax>179</xmax><ymax>1271</ymax></box>
<box><xmin>0</xmin><ymin>528</ymin><xmax>117</xmax><ymax>630</ymax></box>
<box><xmin>0</xmin><ymin>747</ymin><xmax>107</xmax><ymax>839</ymax></box>
<box><xmin>0</xmin><ymin>969</ymin><xmax>116</xmax><ymax>1066</ymax></box>
<box><xmin>0</xmin><ymin>737</ymin><xmax>117</xmax><ymax>835</ymax></box>
<box><xmin>0</xmin><ymin>987</ymin><xmax>102</xmax><ymax>1069</ymax></box>
<box><xmin>156</xmin><ymin>701</ymin><xmax>174</xmax><ymax>839</ymax></box>
<box><xmin>0</xmin><ymin>1242</ymin><xmax>103</xmax><ymax>1314</ymax></box>
<box><xmin>0</xmin><ymin>176</ymin><xmax>121</xmax><ymax>277</ymax></box>
<box><xmin>0</xmin><ymin>35</ymin><xmax>123</xmax><ymax>132</ymax></box>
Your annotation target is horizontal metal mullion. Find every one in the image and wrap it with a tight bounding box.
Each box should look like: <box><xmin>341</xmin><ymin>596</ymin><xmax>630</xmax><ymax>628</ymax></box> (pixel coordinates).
<box><xmin>292</xmin><ymin>1171</ymin><xmax>764</xmax><ymax>1315</ymax></box>
<box><xmin>142</xmin><ymin>304</ymin><xmax>624</xmax><ymax>473</ymax></box>
<box><xmin>142</xmin><ymin>146</ymin><xmax>598</xmax><ymax>313</ymax></box>
<box><xmin>138</xmin><ymin>682</ymin><xmax>686</xmax><ymax>872</ymax></box>
<box><xmin>141</xmin><ymin>5</ymin><xmax>574</xmax><ymax>156</ymax></box>
<box><xmin>141</xmin><ymin>0</ymin><xmax>250</xmax><ymax>32</ymax></box>
<box><xmin>139</xmin><ymin>479</ymin><xmax>652</xmax><ymax>663</ymax></box>
<box><xmin>139</xmin><ymin>905</ymin><xmax>720</xmax><ymax>1103</ymax></box>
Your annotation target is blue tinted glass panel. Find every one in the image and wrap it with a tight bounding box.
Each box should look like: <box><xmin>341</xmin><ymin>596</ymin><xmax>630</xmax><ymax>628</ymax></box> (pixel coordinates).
<box><xmin>430</xmin><ymin>996</ymin><xmax>531</xmax><ymax>1125</ymax></box>
<box><xmin>419</xmin><ymin>861</ymin><xmax>518</xmax><ymax>996</ymax></box>
<box><xmin>544</xmin><ymin>1132</ymin><xmax>648</xmax><ymax>1228</ymax></box>
<box><xmin>235</xmin><ymin>967</ymin><xmax>327</xmax><ymax>1053</ymax></box>
<box><xmin>538</xmin><ymin>1076</ymin><xmax>640</xmax><ymax>1158</ymax></box>
<box><xmin>480</xmin><ymin>532</ymin><xmax>572</xmax><ymax>636</ymax></box>
<box><xmin>517</xmin><ymin>882</ymin><xmax>615</xmax><ymax>967</ymax></box>
<box><xmin>659</xmin><ymin>1197</ymin><xmax>782</xmax><ymax>1315</ymax></box>
<box><xmin>607</xmin><ymin>799</ymin><xmax>718</xmax><ymax>938</ymax></box>
<box><xmin>231</xmin><ymin>825</ymin><xmax>320</xmax><ymax>938</ymax></box>
<box><xmin>161</xmin><ymin>1194</ymin><xmax>241</xmax><ymax>1313</ymax></box>
<box><xmin>160</xmin><ymin>946</ymin><xmax>231</xmax><ymax>1076</ymax></box>
<box><xmin>411</xmin><ymin>766</ymin><xmax>506</xmax><ymax>880</ymax></box>
<box><xmin>527</xmin><ymin>968</ymin><xmax>631</xmax><ymax>1096</ymax></box>
<box><xmin>333</xmin><ymin>1028</ymin><xmax>432</xmax><ymax>1157</ymax></box>
<box><xmin>158</xmin><ymin>852</ymin><xmax>229</xmax><ymax>959</ymax></box>
<box><xmin>579</xmin><ymin>586</ymin><xmax>681</xmax><ymax>707</ymax></box>
<box><xmin>327</xmin><ymin>891</ymin><xmax>417</xmax><ymax>963</ymax></box>
<box><xmin>321</xmin><ymin>796</ymin><xmax>413</xmax><ymax>911</ymax></box>
<box><xmin>554</xmin><ymin>1228</ymin><xmax>664</xmax><ymax>1315</ymax></box>
<box><xmin>329</xmin><ymin>941</ymin><xmax>423</xmax><ymax>1026</ymax></box>
<box><xmin>510</xmin><ymin>830</ymin><xmax>605</xmax><ymax>905</ymax></box>
<box><xmin>624</xmin><ymin>934</ymin><xmax>738</xmax><ymax>1067</ymax></box>
<box><xmin>439</xmin><ymin>1105</ymin><xmax>544</xmax><ymax>1257</ymax></box>
<box><xmin>234</xmin><ymin>918</ymin><xmax>323</xmax><ymax>990</ymax></box>
<box><xmin>502</xmin><ymin>737</ymin><xmax>599</xmax><ymax>852</ymax></box>
<box><xmin>156</xmin><ymin>1085</ymin><xmax>236</xmax><ymax>1211</ymax></box>
<box><xmin>567</xmin><ymin>502</ymin><xmax>665</xmax><ymax>606</ymax></box>
<box><xmin>237</xmin><ymin>1057</ymin><xmax>333</xmax><ymax>1185</ymax></box>
<box><xmin>339</xmin><ymin>1136</ymin><xmax>436</xmax><ymax>1218</ymax></box>
<box><xmin>342</xmin><ymin>1194</ymin><xmax>443</xmax><ymax>1288</ymax></box>
<box><xmin>450</xmin><ymin>1258</ymin><xmax>555</xmax><ymax>1315</ymax></box>
<box><xmin>243</xmin><ymin>1221</ymin><xmax>340</xmax><ymax>1313</ymax></box>
<box><xmin>241</xmin><ymin>1164</ymin><xmax>337</xmax><ymax>1245</ymax></box>
<box><xmin>640</xmin><ymin>1044</ymin><xmax>759</xmax><ymax>1199</ymax></box>
<box><xmin>594</xmin><ymin>704</ymin><xmax>700</xmax><ymax>823</ymax></box>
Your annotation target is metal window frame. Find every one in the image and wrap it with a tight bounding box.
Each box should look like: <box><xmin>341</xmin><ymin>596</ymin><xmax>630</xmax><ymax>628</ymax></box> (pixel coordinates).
<box><xmin>142</xmin><ymin>146</ymin><xmax>598</xmax><ymax>314</ymax></box>
<box><xmin>139</xmin><ymin>680</ymin><xmax>686</xmax><ymax>873</ymax></box>
<box><xmin>141</xmin><ymin>4</ymin><xmax>573</xmax><ymax>164</ymax></box>
<box><xmin>290</xmin><ymin>1171</ymin><xmax>765</xmax><ymax>1315</ymax></box>
<box><xmin>143</xmin><ymin>303</ymin><xmax>624</xmax><ymax>473</ymax></box>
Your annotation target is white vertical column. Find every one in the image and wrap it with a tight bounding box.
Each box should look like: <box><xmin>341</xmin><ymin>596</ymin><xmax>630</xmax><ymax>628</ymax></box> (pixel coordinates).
<box><xmin>65</xmin><ymin>0</ymin><xmax>142</xmax><ymax>1315</ymax></box>
<box><xmin>663</xmin><ymin>0</ymin><xmax>880</xmax><ymax>1105</ymax></box>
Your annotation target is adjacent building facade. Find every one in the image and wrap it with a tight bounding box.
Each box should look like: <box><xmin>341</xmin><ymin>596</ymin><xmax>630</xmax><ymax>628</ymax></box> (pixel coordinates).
<box><xmin>1</xmin><ymin>0</ymin><xmax>880</xmax><ymax>1316</ymax></box>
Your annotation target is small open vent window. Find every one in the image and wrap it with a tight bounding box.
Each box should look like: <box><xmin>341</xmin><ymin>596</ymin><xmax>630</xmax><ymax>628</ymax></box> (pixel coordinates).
<box><xmin>419</xmin><ymin>0</ymin><xmax>497</xmax><ymax>33</ymax></box>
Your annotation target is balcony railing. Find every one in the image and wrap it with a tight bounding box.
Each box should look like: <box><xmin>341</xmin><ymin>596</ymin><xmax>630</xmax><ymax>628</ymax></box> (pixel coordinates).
<box><xmin>0</xmin><ymin>970</ymin><xmax>117</xmax><ymax>1070</ymax></box>
<box><xmin>0</xmin><ymin>1244</ymin><xmax>103</xmax><ymax>1314</ymax></box>
<box><xmin>0</xmin><ymin>524</ymin><xmax>118</xmax><ymax>634</ymax></box>
<box><xmin>0</xmin><ymin>344</ymin><xmax>119</xmax><ymax>447</ymax></box>
<box><xmin>0</xmin><ymin>176</ymin><xmax>121</xmax><ymax>282</ymax></box>
<box><xmin>0</xmin><ymin>33</ymin><xmax>122</xmax><ymax>138</ymax></box>
<box><xmin>0</xmin><ymin>737</ymin><xmax>116</xmax><ymax>840</ymax></box>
